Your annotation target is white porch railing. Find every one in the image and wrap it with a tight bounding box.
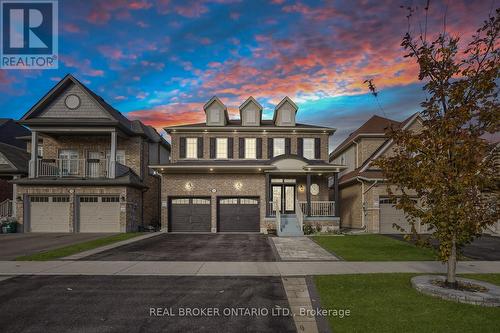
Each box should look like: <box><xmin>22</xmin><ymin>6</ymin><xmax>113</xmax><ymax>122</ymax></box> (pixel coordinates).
<box><xmin>0</xmin><ymin>199</ymin><xmax>13</xmax><ymax>218</ymax></box>
<box><xmin>37</xmin><ymin>158</ymin><xmax>111</xmax><ymax>178</ymax></box>
<box><xmin>299</xmin><ymin>201</ymin><xmax>335</xmax><ymax>217</ymax></box>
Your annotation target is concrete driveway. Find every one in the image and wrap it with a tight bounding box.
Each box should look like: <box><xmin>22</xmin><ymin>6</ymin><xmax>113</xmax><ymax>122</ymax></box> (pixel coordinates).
<box><xmin>0</xmin><ymin>275</ymin><xmax>295</xmax><ymax>333</ymax></box>
<box><xmin>0</xmin><ymin>233</ymin><xmax>116</xmax><ymax>260</ymax></box>
<box><xmin>386</xmin><ymin>234</ymin><xmax>500</xmax><ymax>261</ymax></box>
<box><xmin>82</xmin><ymin>234</ymin><xmax>277</xmax><ymax>261</ymax></box>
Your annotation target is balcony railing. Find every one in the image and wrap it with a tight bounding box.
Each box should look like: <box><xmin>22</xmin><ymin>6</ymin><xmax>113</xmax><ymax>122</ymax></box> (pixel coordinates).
<box><xmin>299</xmin><ymin>201</ymin><xmax>335</xmax><ymax>217</ymax></box>
<box><xmin>267</xmin><ymin>200</ymin><xmax>336</xmax><ymax>217</ymax></box>
<box><xmin>36</xmin><ymin>158</ymin><xmax>111</xmax><ymax>178</ymax></box>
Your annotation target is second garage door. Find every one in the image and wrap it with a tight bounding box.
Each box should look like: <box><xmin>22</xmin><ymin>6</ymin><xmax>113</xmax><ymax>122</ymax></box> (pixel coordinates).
<box><xmin>379</xmin><ymin>198</ymin><xmax>417</xmax><ymax>234</ymax></box>
<box><xmin>218</xmin><ymin>197</ymin><xmax>260</xmax><ymax>232</ymax></box>
<box><xmin>169</xmin><ymin>197</ymin><xmax>211</xmax><ymax>232</ymax></box>
<box><xmin>79</xmin><ymin>196</ymin><xmax>121</xmax><ymax>232</ymax></box>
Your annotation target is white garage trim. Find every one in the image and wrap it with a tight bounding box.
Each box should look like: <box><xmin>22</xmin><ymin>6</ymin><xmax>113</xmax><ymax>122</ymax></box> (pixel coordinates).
<box><xmin>29</xmin><ymin>195</ymin><xmax>71</xmax><ymax>232</ymax></box>
<box><xmin>78</xmin><ymin>195</ymin><xmax>121</xmax><ymax>232</ymax></box>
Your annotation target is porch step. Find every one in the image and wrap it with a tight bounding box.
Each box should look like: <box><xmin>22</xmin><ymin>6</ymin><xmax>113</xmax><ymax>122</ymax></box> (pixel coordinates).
<box><xmin>278</xmin><ymin>215</ymin><xmax>304</xmax><ymax>237</ymax></box>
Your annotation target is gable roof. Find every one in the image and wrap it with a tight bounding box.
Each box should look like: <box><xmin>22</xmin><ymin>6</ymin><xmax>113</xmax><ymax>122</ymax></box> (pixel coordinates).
<box><xmin>330</xmin><ymin>115</ymin><xmax>400</xmax><ymax>160</ymax></box>
<box><xmin>0</xmin><ymin>142</ymin><xmax>30</xmax><ymax>175</ymax></box>
<box><xmin>273</xmin><ymin>96</ymin><xmax>298</xmax><ymax>122</ymax></box>
<box><xmin>19</xmin><ymin>74</ymin><xmax>169</xmax><ymax>149</ymax></box>
<box><xmin>239</xmin><ymin>96</ymin><xmax>263</xmax><ymax>112</ymax></box>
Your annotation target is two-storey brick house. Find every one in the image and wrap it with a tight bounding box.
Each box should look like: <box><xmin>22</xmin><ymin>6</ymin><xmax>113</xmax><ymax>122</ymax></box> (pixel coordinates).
<box><xmin>329</xmin><ymin>113</ymin><xmax>425</xmax><ymax>234</ymax></box>
<box><xmin>13</xmin><ymin>75</ymin><xmax>170</xmax><ymax>232</ymax></box>
<box><xmin>152</xmin><ymin>96</ymin><xmax>345</xmax><ymax>235</ymax></box>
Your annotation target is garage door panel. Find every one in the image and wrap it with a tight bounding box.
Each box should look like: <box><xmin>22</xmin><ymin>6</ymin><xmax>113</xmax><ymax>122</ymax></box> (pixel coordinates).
<box><xmin>218</xmin><ymin>197</ymin><xmax>260</xmax><ymax>232</ymax></box>
<box><xmin>379</xmin><ymin>197</ymin><xmax>425</xmax><ymax>234</ymax></box>
<box><xmin>79</xmin><ymin>196</ymin><xmax>121</xmax><ymax>233</ymax></box>
<box><xmin>170</xmin><ymin>198</ymin><xmax>211</xmax><ymax>232</ymax></box>
<box><xmin>29</xmin><ymin>196</ymin><xmax>70</xmax><ymax>233</ymax></box>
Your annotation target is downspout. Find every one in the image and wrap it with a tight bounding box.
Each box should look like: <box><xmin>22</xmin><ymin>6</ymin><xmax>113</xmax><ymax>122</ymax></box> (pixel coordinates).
<box><xmin>357</xmin><ymin>177</ymin><xmax>379</xmax><ymax>232</ymax></box>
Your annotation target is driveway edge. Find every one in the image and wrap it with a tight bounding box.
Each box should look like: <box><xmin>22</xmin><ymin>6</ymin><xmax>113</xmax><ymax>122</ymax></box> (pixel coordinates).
<box><xmin>61</xmin><ymin>232</ymin><xmax>164</xmax><ymax>260</ymax></box>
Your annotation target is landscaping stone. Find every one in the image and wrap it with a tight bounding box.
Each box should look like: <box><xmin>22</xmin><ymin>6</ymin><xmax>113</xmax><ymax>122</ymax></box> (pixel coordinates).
<box><xmin>411</xmin><ymin>275</ymin><xmax>500</xmax><ymax>307</ymax></box>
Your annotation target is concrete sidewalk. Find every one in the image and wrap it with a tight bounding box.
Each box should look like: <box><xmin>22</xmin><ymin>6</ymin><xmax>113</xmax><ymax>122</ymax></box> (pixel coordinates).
<box><xmin>1</xmin><ymin>260</ymin><xmax>500</xmax><ymax>276</ymax></box>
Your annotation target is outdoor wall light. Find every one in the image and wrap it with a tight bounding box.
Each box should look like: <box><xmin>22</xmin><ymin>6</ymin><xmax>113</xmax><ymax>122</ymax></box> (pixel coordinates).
<box><xmin>120</xmin><ymin>195</ymin><xmax>126</xmax><ymax>202</ymax></box>
<box><xmin>234</xmin><ymin>181</ymin><xmax>243</xmax><ymax>191</ymax></box>
<box><xmin>209</xmin><ymin>168</ymin><xmax>214</xmax><ymax>171</ymax></box>
<box><xmin>298</xmin><ymin>185</ymin><xmax>305</xmax><ymax>193</ymax></box>
<box><xmin>184</xmin><ymin>182</ymin><xmax>194</xmax><ymax>191</ymax></box>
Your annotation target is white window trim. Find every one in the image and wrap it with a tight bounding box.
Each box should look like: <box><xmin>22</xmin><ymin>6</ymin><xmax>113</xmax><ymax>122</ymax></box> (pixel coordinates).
<box><xmin>244</xmin><ymin>138</ymin><xmax>257</xmax><ymax>159</ymax></box>
<box><xmin>216</xmin><ymin>138</ymin><xmax>228</xmax><ymax>159</ymax></box>
<box><xmin>273</xmin><ymin>138</ymin><xmax>285</xmax><ymax>157</ymax></box>
<box><xmin>186</xmin><ymin>137</ymin><xmax>198</xmax><ymax>159</ymax></box>
<box><xmin>303</xmin><ymin>138</ymin><xmax>315</xmax><ymax>160</ymax></box>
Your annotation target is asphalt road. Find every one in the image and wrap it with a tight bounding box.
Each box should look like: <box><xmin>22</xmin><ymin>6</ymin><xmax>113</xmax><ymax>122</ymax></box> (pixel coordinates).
<box><xmin>0</xmin><ymin>275</ymin><xmax>295</xmax><ymax>333</ymax></box>
<box><xmin>82</xmin><ymin>234</ymin><xmax>277</xmax><ymax>261</ymax></box>
<box><xmin>0</xmin><ymin>233</ymin><xmax>115</xmax><ymax>260</ymax></box>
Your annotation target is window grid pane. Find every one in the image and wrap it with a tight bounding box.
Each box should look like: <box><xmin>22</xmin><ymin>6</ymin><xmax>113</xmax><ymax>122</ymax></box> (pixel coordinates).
<box><xmin>186</xmin><ymin>138</ymin><xmax>198</xmax><ymax>159</ymax></box>
<box><xmin>303</xmin><ymin>138</ymin><xmax>315</xmax><ymax>159</ymax></box>
<box><xmin>216</xmin><ymin>138</ymin><xmax>228</xmax><ymax>159</ymax></box>
<box><xmin>245</xmin><ymin>138</ymin><xmax>256</xmax><ymax>159</ymax></box>
<box><xmin>273</xmin><ymin>138</ymin><xmax>285</xmax><ymax>157</ymax></box>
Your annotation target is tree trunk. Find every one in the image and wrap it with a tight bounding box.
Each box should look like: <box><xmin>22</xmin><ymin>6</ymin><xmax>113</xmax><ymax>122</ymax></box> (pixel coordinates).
<box><xmin>446</xmin><ymin>235</ymin><xmax>458</xmax><ymax>288</ymax></box>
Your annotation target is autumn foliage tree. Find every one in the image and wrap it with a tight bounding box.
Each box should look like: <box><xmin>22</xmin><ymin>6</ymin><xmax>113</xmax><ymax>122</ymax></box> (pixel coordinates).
<box><xmin>376</xmin><ymin>9</ymin><xmax>500</xmax><ymax>286</ymax></box>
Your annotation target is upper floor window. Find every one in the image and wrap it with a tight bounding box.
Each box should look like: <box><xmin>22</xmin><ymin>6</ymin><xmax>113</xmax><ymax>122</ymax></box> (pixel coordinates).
<box><xmin>37</xmin><ymin>145</ymin><xmax>44</xmax><ymax>158</ymax></box>
<box><xmin>106</xmin><ymin>150</ymin><xmax>126</xmax><ymax>165</ymax></box>
<box><xmin>216</xmin><ymin>138</ymin><xmax>228</xmax><ymax>159</ymax></box>
<box><xmin>186</xmin><ymin>138</ymin><xmax>198</xmax><ymax>159</ymax></box>
<box><xmin>273</xmin><ymin>138</ymin><xmax>285</xmax><ymax>157</ymax></box>
<box><xmin>245</xmin><ymin>138</ymin><xmax>256</xmax><ymax>159</ymax></box>
<box><xmin>303</xmin><ymin>138</ymin><xmax>315</xmax><ymax>159</ymax></box>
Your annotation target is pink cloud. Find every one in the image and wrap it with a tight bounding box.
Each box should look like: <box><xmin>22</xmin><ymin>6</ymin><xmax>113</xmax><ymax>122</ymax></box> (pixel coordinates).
<box><xmin>63</xmin><ymin>23</ymin><xmax>81</xmax><ymax>33</ymax></box>
<box><xmin>127</xmin><ymin>103</ymin><xmax>205</xmax><ymax>129</ymax></box>
<box><xmin>60</xmin><ymin>56</ymin><xmax>105</xmax><ymax>77</ymax></box>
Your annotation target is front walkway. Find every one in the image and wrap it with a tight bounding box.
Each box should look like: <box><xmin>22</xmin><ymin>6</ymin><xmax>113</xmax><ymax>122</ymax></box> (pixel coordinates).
<box><xmin>272</xmin><ymin>237</ymin><xmax>339</xmax><ymax>261</ymax></box>
<box><xmin>1</xmin><ymin>260</ymin><xmax>499</xmax><ymax>276</ymax></box>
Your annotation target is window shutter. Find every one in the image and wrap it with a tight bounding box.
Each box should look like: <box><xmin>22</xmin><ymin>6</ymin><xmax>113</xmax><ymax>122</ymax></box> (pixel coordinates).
<box><xmin>297</xmin><ymin>138</ymin><xmax>303</xmax><ymax>157</ymax></box>
<box><xmin>268</xmin><ymin>138</ymin><xmax>273</xmax><ymax>159</ymax></box>
<box><xmin>210</xmin><ymin>138</ymin><xmax>216</xmax><ymax>159</ymax></box>
<box><xmin>314</xmin><ymin>138</ymin><xmax>321</xmax><ymax>159</ymax></box>
<box><xmin>179</xmin><ymin>137</ymin><xmax>186</xmax><ymax>159</ymax></box>
<box><xmin>197</xmin><ymin>137</ymin><xmax>204</xmax><ymax>158</ymax></box>
<box><xmin>228</xmin><ymin>138</ymin><xmax>234</xmax><ymax>158</ymax></box>
<box><xmin>256</xmin><ymin>138</ymin><xmax>262</xmax><ymax>159</ymax></box>
<box><xmin>285</xmin><ymin>138</ymin><xmax>291</xmax><ymax>155</ymax></box>
<box><xmin>239</xmin><ymin>138</ymin><xmax>245</xmax><ymax>158</ymax></box>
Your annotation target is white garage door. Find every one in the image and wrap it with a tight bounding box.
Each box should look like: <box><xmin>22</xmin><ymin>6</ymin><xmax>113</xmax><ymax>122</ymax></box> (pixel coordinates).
<box><xmin>79</xmin><ymin>196</ymin><xmax>121</xmax><ymax>232</ymax></box>
<box><xmin>29</xmin><ymin>196</ymin><xmax>70</xmax><ymax>232</ymax></box>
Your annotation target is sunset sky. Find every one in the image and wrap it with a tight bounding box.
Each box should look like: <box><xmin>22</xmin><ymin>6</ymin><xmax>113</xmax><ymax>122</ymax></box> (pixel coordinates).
<box><xmin>0</xmin><ymin>0</ymin><xmax>496</xmax><ymax>148</ymax></box>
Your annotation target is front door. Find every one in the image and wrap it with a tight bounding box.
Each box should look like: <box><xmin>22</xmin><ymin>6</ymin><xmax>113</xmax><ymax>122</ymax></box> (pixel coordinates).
<box><xmin>271</xmin><ymin>184</ymin><xmax>295</xmax><ymax>214</ymax></box>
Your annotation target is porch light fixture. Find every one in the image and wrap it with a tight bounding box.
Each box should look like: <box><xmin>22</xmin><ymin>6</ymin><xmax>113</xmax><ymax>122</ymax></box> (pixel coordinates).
<box><xmin>234</xmin><ymin>181</ymin><xmax>243</xmax><ymax>191</ymax></box>
<box><xmin>184</xmin><ymin>182</ymin><xmax>194</xmax><ymax>191</ymax></box>
<box><xmin>298</xmin><ymin>185</ymin><xmax>305</xmax><ymax>193</ymax></box>
<box><xmin>258</xmin><ymin>168</ymin><xmax>262</xmax><ymax>171</ymax></box>
<box><xmin>209</xmin><ymin>168</ymin><xmax>214</xmax><ymax>171</ymax></box>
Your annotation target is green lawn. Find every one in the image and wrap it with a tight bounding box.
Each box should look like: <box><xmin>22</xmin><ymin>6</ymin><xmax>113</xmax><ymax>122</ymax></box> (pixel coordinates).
<box><xmin>314</xmin><ymin>273</ymin><xmax>500</xmax><ymax>333</ymax></box>
<box><xmin>15</xmin><ymin>233</ymin><xmax>143</xmax><ymax>261</ymax></box>
<box><xmin>312</xmin><ymin>234</ymin><xmax>436</xmax><ymax>261</ymax></box>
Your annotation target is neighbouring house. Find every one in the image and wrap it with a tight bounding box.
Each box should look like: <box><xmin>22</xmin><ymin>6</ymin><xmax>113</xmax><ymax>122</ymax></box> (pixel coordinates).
<box><xmin>329</xmin><ymin>113</ymin><xmax>425</xmax><ymax>234</ymax></box>
<box><xmin>12</xmin><ymin>74</ymin><xmax>170</xmax><ymax>233</ymax></box>
<box><xmin>152</xmin><ymin>96</ymin><xmax>345</xmax><ymax>235</ymax></box>
<box><xmin>0</xmin><ymin>118</ymin><xmax>31</xmax><ymax>149</ymax></box>
<box><xmin>0</xmin><ymin>143</ymin><xmax>30</xmax><ymax>219</ymax></box>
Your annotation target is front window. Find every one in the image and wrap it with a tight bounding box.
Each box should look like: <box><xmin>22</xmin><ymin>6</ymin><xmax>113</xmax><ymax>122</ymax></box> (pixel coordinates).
<box><xmin>303</xmin><ymin>138</ymin><xmax>315</xmax><ymax>159</ymax></box>
<box><xmin>37</xmin><ymin>145</ymin><xmax>43</xmax><ymax>158</ymax></box>
<box><xmin>216</xmin><ymin>138</ymin><xmax>228</xmax><ymax>159</ymax></box>
<box><xmin>273</xmin><ymin>138</ymin><xmax>285</xmax><ymax>157</ymax></box>
<box><xmin>106</xmin><ymin>150</ymin><xmax>126</xmax><ymax>165</ymax></box>
<box><xmin>59</xmin><ymin>149</ymin><xmax>79</xmax><ymax>175</ymax></box>
<box><xmin>186</xmin><ymin>138</ymin><xmax>198</xmax><ymax>159</ymax></box>
<box><xmin>245</xmin><ymin>138</ymin><xmax>256</xmax><ymax>159</ymax></box>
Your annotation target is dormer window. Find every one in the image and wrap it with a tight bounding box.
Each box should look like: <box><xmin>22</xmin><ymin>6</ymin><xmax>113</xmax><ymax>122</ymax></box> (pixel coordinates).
<box><xmin>282</xmin><ymin>109</ymin><xmax>291</xmax><ymax>122</ymax></box>
<box><xmin>245</xmin><ymin>109</ymin><xmax>255</xmax><ymax>123</ymax></box>
<box><xmin>209</xmin><ymin>109</ymin><xmax>220</xmax><ymax>123</ymax></box>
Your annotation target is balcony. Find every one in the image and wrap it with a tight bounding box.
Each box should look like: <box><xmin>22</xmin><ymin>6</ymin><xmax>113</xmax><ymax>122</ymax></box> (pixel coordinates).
<box><xmin>35</xmin><ymin>158</ymin><xmax>112</xmax><ymax>178</ymax></box>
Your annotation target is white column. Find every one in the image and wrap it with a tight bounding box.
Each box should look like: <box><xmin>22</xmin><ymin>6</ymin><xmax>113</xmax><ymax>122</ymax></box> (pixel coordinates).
<box><xmin>109</xmin><ymin>131</ymin><xmax>117</xmax><ymax>178</ymax></box>
<box><xmin>12</xmin><ymin>175</ymin><xmax>18</xmax><ymax>218</ymax></box>
<box><xmin>29</xmin><ymin>131</ymin><xmax>38</xmax><ymax>178</ymax></box>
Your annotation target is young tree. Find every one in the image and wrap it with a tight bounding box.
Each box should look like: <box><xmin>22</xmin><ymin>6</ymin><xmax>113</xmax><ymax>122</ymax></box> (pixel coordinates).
<box><xmin>376</xmin><ymin>9</ymin><xmax>500</xmax><ymax>287</ymax></box>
